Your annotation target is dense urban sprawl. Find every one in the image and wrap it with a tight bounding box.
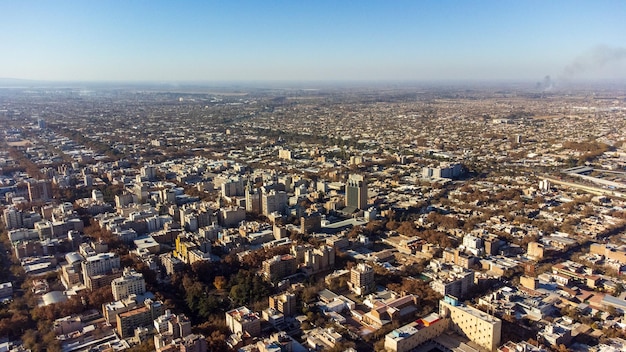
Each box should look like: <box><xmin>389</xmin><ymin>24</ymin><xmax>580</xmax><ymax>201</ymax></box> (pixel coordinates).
<box><xmin>1</xmin><ymin>84</ymin><xmax>626</xmax><ymax>352</ymax></box>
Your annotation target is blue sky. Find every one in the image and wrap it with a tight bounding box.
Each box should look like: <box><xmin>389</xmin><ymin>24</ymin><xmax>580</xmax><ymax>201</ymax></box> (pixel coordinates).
<box><xmin>0</xmin><ymin>0</ymin><xmax>624</xmax><ymax>82</ymax></box>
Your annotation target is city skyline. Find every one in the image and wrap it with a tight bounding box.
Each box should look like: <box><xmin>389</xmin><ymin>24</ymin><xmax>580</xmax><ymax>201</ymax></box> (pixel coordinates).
<box><xmin>1</xmin><ymin>0</ymin><xmax>625</xmax><ymax>83</ymax></box>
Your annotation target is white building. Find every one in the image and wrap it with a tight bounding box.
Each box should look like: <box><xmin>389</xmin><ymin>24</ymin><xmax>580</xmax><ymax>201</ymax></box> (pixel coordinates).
<box><xmin>226</xmin><ymin>306</ymin><xmax>261</xmax><ymax>337</ymax></box>
<box><xmin>153</xmin><ymin>309</ymin><xmax>192</xmax><ymax>349</ymax></box>
<box><xmin>462</xmin><ymin>234</ymin><xmax>484</xmax><ymax>254</ymax></box>
<box><xmin>111</xmin><ymin>268</ymin><xmax>146</xmax><ymax>301</ymax></box>
<box><xmin>81</xmin><ymin>252</ymin><xmax>120</xmax><ymax>283</ymax></box>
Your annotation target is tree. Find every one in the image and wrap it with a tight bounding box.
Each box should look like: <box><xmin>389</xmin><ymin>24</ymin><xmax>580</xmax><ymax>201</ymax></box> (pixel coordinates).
<box><xmin>615</xmin><ymin>283</ymin><xmax>624</xmax><ymax>296</ymax></box>
<box><xmin>347</xmin><ymin>225</ymin><xmax>363</xmax><ymax>240</ymax></box>
<box><xmin>206</xmin><ymin>329</ymin><xmax>232</xmax><ymax>351</ymax></box>
<box><xmin>606</xmin><ymin>305</ymin><xmax>618</xmax><ymax>317</ymax></box>
<box><xmin>328</xmin><ymin>340</ymin><xmax>356</xmax><ymax>352</ymax></box>
<box><xmin>227</xmin><ymin>270</ymin><xmax>272</xmax><ymax>307</ymax></box>
<box><xmin>21</xmin><ymin>329</ymin><xmax>40</xmax><ymax>352</ymax></box>
<box><xmin>183</xmin><ymin>275</ymin><xmax>206</xmax><ymax>312</ymax></box>
<box><xmin>374</xmin><ymin>339</ymin><xmax>386</xmax><ymax>351</ymax></box>
<box><xmin>397</xmin><ymin>221</ymin><xmax>419</xmax><ymax>237</ymax></box>
<box><xmin>135</xmin><ymin>261</ymin><xmax>158</xmax><ymax>290</ymax></box>
<box><xmin>86</xmin><ymin>286</ymin><xmax>113</xmax><ymax>309</ymax></box>
<box><xmin>126</xmin><ymin>338</ymin><xmax>155</xmax><ymax>352</ymax></box>
<box><xmin>386</xmin><ymin>219</ymin><xmax>399</xmax><ymax>231</ymax></box>
<box><xmin>239</xmin><ymin>245</ymin><xmax>290</xmax><ymax>268</ymax></box>
<box><xmin>213</xmin><ymin>276</ymin><xmax>227</xmax><ymax>290</ymax></box>
<box><xmin>364</xmin><ymin>220</ymin><xmax>385</xmax><ymax>236</ymax></box>
<box><xmin>42</xmin><ymin>330</ymin><xmax>62</xmax><ymax>352</ymax></box>
<box><xmin>555</xmin><ymin>344</ymin><xmax>569</xmax><ymax>352</ymax></box>
<box><xmin>328</xmin><ymin>276</ymin><xmax>348</xmax><ymax>291</ymax></box>
<box><xmin>0</xmin><ymin>312</ymin><xmax>32</xmax><ymax>340</ymax></box>
<box><xmin>10</xmin><ymin>313</ymin><xmax>30</xmax><ymax>337</ymax></box>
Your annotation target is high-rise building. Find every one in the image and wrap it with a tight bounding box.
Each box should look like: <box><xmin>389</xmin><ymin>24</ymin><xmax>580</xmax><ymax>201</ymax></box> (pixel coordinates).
<box><xmin>111</xmin><ymin>268</ymin><xmax>146</xmax><ymax>301</ymax></box>
<box><xmin>92</xmin><ymin>189</ymin><xmax>104</xmax><ymax>202</ymax></box>
<box><xmin>301</xmin><ymin>213</ymin><xmax>322</xmax><ymax>234</ymax></box>
<box><xmin>527</xmin><ymin>242</ymin><xmax>545</xmax><ymax>260</ymax></box>
<box><xmin>262</xmin><ymin>189</ymin><xmax>287</xmax><ymax>216</ymax></box>
<box><xmin>348</xmin><ymin>263</ymin><xmax>375</xmax><ymax>295</ymax></box>
<box><xmin>82</xmin><ymin>252</ymin><xmax>120</xmax><ymax>277</ymax></box>
<box><xmin>263</xmin><ymin>255</ymin><xmax>297</xmax><ymax>282</ymax></box>
<box><xmin>442</xmin><ymin>248</ymin><xmax>477</xmax><ymax>269</ymax></box>
<box><xmin>181</xmin><ymin>210</ymin><xmax>199</xmax><ymax>232</ymax></box>
<box><xmin>81</xmin><ymin>252</ymin><xmax>121</xmax><ymax>289</ymax></box>
<box><xmin>84</xmin><ymin>174</ymin><xmax>93</xmax><ymax>187</ymax></box>
<box><xmin>221</xmin><ymin>178</ymin><xmax>245</xmax><ymax>198</ymax></box>
<box><xmin>141</xmin><ymin>165</ymin><xmax>157</xmax><ymax>181</ymax></box>
<box><xmin>422</xmin><ymin>163</ymin><xmax>464</xmax><ymax>180</ymax></box>
<box><xmin>218</xmin><ymin>207</ymin><xmax>246</xmax><ymax>227</ymax></box>
<box><xmin>346</xmin><ymin>174</ymin><xmax>367</xmax><ymax>210</ymax></box>
<box><xmin>115</xmin><ymin>193</ymin><xmax>135</xmax><ymax>208</ymax></box>
<box><xmin>269</xmin><ymin>292</ymin><xmax>297</xmax><ymax>317</ymax></box>
<box><xmin>116</xmin><ymin>299</ymin><xmax>164</xmax><ymax>338</ymax></box>
<box><xmin>245</xmin><ymin>183</ymin><xmax>262</xmax><ymax>214</ymax></box>
<box><xmin>160</xmin><ymin>253</ymin><xmax>185</xmax><ymax>276</ymax></box>
<box><xmin>27</xmin><ymin>179</ymin><xmax>53</xmax><ymax>202</ymax></box>
<box><xmin>278</xmin><ymin>149</ymin><xmax>292</xmax><ymax>160</ymax></box>
<box><xmin>154</xmin><ymin>310</ymin><xmax>192</xmax><ymax>337</ymax></box>
<box><xmin>3</xmin><ymin>206</ymin><xmax>23</xmax><ymax>229</ymax></box>
<box><xmin>160</xmin><ymin>189</ymin><xmax>177</xmax><ymax>204</ymax></box>
<box><xmin>297</xmin><ymin>244</ymin><xmax>335</xmax><ymax>275</ymax></box>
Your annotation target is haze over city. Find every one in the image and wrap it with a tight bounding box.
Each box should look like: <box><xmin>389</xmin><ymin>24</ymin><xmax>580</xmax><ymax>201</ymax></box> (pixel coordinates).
<box><xmin>2</xmin><ymin>2</ymin><xmax>626</xmax><ymax>352</ymax></box>
<box><xmin>1</xmin><ymin>0</ymin><xmax>625</xmax><ymax>83</ymax></box>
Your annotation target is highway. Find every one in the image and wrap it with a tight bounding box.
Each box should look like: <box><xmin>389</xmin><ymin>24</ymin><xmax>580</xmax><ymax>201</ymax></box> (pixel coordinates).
<box><xmin>542</xmin><ymin>176</ymin><xmax>626</xmax><ymax>200</ymax></box>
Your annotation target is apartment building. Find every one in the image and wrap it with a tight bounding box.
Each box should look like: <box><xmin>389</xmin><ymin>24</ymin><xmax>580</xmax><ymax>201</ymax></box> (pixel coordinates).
<box><xmin>116</xmin><ymin>299</ymin><xmax>164</xmax><ymax>338</ymax></box>
<box><xmin>111</xmin><ymin>268</ymin><xmax>146</xmax><ymax>301</ymax></box>
<box><xmin>153</xmin><ymin>310</ymin><xmax>193</xmax><ymax>350</ymax></box>
<box><xmin>439</xmin><ymin>296</ymin><xmax>502</xmax><ymax>352</ymax></box>
<box><xmin>346</xmin><ymin>174</ymin><xmax>367</xmax><ymax>210</ymax></box>
<box><xmin>262</xmin><ymin>254</ymin><xmax>297</xmax><ymax>282</ymax></box>
<box><xmin>384</xmin><ymin>313</ymin><xmax>448</xmax><ymax>352</ymax></box>
<box><xmin>268</xmin><ymin>292</ymin><xmax>297</xmax><ymax>317</ymax></box>
<box><xmin>81</xmin><ymin>252</ymin><xmax>121</xmax><ymax>290</ymax></box>
<box><xmin>348</xmin><ymin>263</ymin><xmax>375</xmax><ymax>296</ymax></box>
<box><xmin>429</xmin><ymin>268</ymin><xmax>474</xmax><ymax>299</ymax></box>
<box><xmin>225</xmin><ymin>306</ymin><xmax>261</xmax><ymax>338</ymax></box>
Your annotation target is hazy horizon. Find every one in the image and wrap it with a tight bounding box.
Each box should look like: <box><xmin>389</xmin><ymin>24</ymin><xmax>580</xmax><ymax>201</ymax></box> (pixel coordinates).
<box><xmin>1</xmin><ymin>1</ymin><xmax>625</xmax><ymax>83</ymax></box>
<box><xmin>1</xmin><ymin>76</ymin><xmax>625</xmax><ymax>90</ymax></box>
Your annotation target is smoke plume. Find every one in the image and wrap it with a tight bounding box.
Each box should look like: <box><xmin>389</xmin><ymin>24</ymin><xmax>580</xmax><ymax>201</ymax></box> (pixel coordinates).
<box><xmin>561</xmin><ymin>45</ymin><xmax>626</xmax><ymax>79</ymax></box>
